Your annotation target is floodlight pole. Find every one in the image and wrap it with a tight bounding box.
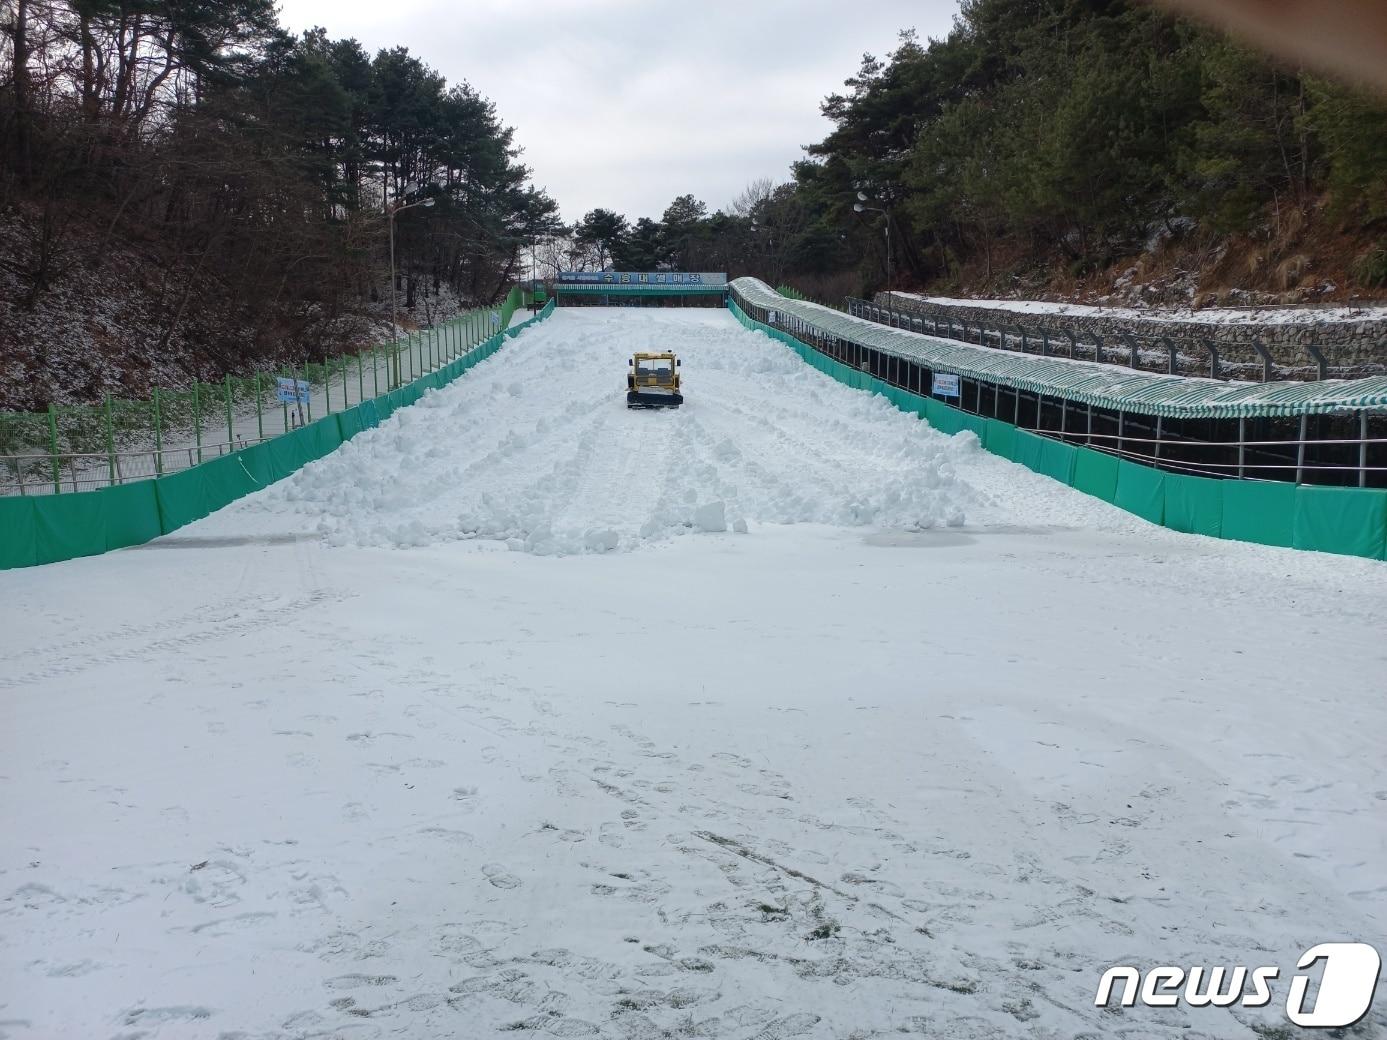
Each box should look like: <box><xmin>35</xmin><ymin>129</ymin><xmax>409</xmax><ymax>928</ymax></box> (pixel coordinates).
<box><xmin>855</xmin><ymin>193</ymin><xmax>892</xmax><ymax>295</ymax></box>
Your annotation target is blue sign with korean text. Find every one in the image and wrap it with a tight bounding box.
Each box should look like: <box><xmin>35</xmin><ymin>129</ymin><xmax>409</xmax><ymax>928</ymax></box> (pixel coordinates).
<box><xmin>932</xmin><ymin>372</ymin><xmax>961</xmax><ymax>398</ymax></box>
<box><xmin>276</xmin><ymin>378</ymin><xmax>310</xmax><ymax>405</ymax></box>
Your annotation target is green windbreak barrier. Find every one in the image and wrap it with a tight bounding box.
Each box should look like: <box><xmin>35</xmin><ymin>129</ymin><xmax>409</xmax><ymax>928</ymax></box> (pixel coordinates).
<box><xmin>237</xmin><ymin>442</ymin><xmax>278</xmax><ymax>487</ymax></box>
<box><xmin>201</xmin><ymin>453</ymin><xmax>260</xmax><ymax>507</ymax></box>
<box><xmin>155</xmin><ymin>467</ymin><xmax>214</xmax><ymax>531</ymax></box>
<box><xmin>926</xmin><ymin>399</ymin><xmax>961</xmax><ymax>434</ymax></box>
<box><xmin>1114</xmin><ymin>460</ymin><xmax>1166</xmax><ymax>524</ymax></box>
<box><xmin>984</xmin><ymin>419</ymin><xmax>1017</xmax><ymax>460</ymax></box>
<box><xmin>1293</xmin><ymin>486</ymin><xmax>1387</xmax><ymax>560</ymax></box>
<box><xmin>1220</xmin><ymin>480</ymin><xmax>1296</xmax><ymax>548</ymax></box>
<box><xmin>33</xmin><ymin>491</ymin><xmax>108</xmax><ymax>565</ymax></box>
<box><xmin>1</xmin><ymin>297</ymin><xmax>556</xmax><ymax>569</ymax></box>
<box><xmin>102</xmin><ymin>480</ymin><xmax>162</xmax><ymax>550</ymax></box>
<box><xmin>1013</xmin><ymin>430</ymin><xmax>1077</xmax><ymax>485</ymax></box>
<box><xmin>730</xmin><ymin>292</ymin><xmax>1387</xmax><ymax>561</ymax></box>
<box><xmin>1163</xmin><ymin>474</ymin><xmax>1224</xmax><ymax>538</ymax></box>
<box><xmin>337</xmin><ymin>406</ymin><xmax>364</xmax><ymax>442</ymax></box>
<box><xmin>0</xmin><ymin>498</ymin><xmax>38</xmax><ymax>569</ymax></box>
<box><xmin>268</xmin><ymin>434</ymin><xmax>304</xmax><ymax>482</ymax></box>
<box><xmin>306</xmin><ymin>417</ymin><xmax>343</xmax><ymax>459</ymax></box>
<box><xmin>957</xmin><ymin>413</ymin><xmax>987</xmax><ymax>441</ymax></box>
<box><xmin>1072</xmin><ymin>447</ymin><xmax>1120</xmax><ymax>503</ymax></box>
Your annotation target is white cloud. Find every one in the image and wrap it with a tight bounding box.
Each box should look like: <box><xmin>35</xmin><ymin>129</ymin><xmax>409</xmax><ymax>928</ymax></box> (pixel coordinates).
<box><xmin>276</xmin><ymin>0</ymin><xmax>960</xmax><ymax>222</ymax></box>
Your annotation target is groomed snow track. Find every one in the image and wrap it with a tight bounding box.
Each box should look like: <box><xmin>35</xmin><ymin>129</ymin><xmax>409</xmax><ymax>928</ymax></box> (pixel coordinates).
<box><xmin>2</xmin><ymin>307</ymin><xmax>1384</xmax><ymax>1040</ymax></box>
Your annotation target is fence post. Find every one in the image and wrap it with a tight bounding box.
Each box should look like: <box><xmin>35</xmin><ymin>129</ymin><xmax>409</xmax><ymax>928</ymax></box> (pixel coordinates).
<box><xmin>324</xmin><ymin>359</ymin><xmax>332</xmax><ymax>414</ymax></box>
<box><xmin>1295</xmin><ymin>414</ymin><xmax>1308</xmax><ymax>484</ymax></box>
<box><xmin>304</xmin><ymin>363</ymin><xmax>313</xmax><ymax>422</ymax></box>
<box><xmin>1123</xmin><ymin>333</ymin><xmax>1140</xmax><ymax>370</ymax></box>
<box><xmin>255</xmin><ymin>374</ymin><xmax>263</xmax><ymax>441</ymax></box>
<box><xmin>1204</xmin><ymin>339</ymin><xmax>1221</xmax><ymax>380</ymax></box>
<box><xmin>47</xmin><ymin>403</ymin><xmax>61</xmax><ymax>494</ymax></box>
<box><xmin>1360</xmin><ymin>411</ymin><xmax>1369</xmax><ymax>489</ymax></box>
<box><xmin>1251</xmin><ymin>337</ymin><xmax>1274</xmax><ymax>383</ymax></box>
<box><xmin>281</xmin><ymin>369</ymin><xmax>290</xmax><ymax>431</ymax></box>
<box><xmin>224</xmin><ymin>374</ymin><xmax>234</xmax><ymax>450</ymax></box>
<box><xmin>1160</xmin><ymin>337</ymin><xmax>1176</xmax><ymax>375</ymax></box>
<box><xmin>104</xmin><ymin>394</ymin><xmax>116</xmax><ymax>487</ymax></box>
<box><xmin>153</xmin><ymin>388</ymin><xmax>164</xmax><ymax>476</ymax></box>
<box><xmin>372</xmin><ymin>347</ymin><xmax>379</xmax><ymax>397</ymax></box>
<box><xmin>1238</xmin><ymin>417</ymin><xmax>1246</xmax><ymax>477</ymax></box>
<box><xmin>1305</xmin><ymin>338</ymin><xmax>1328</xmax><ymax>381</ymax></box>
<box><xmin>193</xmin><ymin>382</ymin><xmax>203</xmax><ymax>464</ymax></box>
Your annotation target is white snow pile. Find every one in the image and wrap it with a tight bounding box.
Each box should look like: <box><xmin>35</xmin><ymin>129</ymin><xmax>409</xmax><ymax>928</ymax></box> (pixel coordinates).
<box><xmin>233</xmin><ymin>309</ymin><xmax>985</xmax><ymax>555</ymax></box>
<box><xmin>894</xmin><ymin>290</ymin><xmax>1387</xmax><ymax>325</ymax></box>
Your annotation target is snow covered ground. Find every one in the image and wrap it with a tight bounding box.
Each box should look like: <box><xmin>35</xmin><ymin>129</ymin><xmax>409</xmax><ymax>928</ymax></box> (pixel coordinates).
<box><xmin>2</xmin><ymin>308</ymin><xmax>1384</xmax><ymax>1039</ymax></box>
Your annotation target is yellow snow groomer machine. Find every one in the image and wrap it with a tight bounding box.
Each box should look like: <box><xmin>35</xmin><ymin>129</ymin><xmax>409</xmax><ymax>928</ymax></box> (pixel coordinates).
<box><xmin>627</xmin><ymin>352</ymin><xmax>683</xmax><ymax>408</ymax></box>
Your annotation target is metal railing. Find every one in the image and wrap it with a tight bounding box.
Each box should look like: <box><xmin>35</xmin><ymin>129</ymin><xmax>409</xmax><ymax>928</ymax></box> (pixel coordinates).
<box><xmin>0</xmin><ymin>437</ymin><xmax>278</xmax><ymax>496</ymax></box>
<box><xmin>1</xmin><ymin>289</ymin><xmax>526</xmax><ymax>497</ymax></box>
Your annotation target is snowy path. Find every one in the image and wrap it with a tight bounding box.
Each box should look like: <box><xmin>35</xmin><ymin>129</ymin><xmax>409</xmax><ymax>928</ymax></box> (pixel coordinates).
<box><xmin>2</xmin><ymin>309</ymin><xmax>1384</xmax><ymax>1039</ymax></box>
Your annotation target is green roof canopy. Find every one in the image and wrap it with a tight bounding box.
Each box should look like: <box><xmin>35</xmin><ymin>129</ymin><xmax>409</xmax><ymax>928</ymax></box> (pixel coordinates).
<box><xmin>732</xmin><ymin>279</ymin><xmax>1387</xmax><ymax>419</ymax></box>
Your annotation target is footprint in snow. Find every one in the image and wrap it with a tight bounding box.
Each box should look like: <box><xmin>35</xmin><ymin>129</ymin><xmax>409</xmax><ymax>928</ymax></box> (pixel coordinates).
<box><xmin>482</xmin><ymin>864</ymin><xmax>522</xmax><ymax>889</ymax></box>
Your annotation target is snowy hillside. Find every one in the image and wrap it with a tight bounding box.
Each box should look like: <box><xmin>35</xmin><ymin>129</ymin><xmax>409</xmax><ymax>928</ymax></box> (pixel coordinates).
<box><xmin>2</xmin><ymin>308</ymin><xmax>1383</xmax><ymax>1039</ymax></box>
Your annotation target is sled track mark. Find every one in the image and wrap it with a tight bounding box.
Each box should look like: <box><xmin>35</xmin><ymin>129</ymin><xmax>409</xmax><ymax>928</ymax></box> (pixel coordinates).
<box><xmin>0</xmin><ymin>590</ymin><xmax>343</xmax><ymax>690</ymax></box>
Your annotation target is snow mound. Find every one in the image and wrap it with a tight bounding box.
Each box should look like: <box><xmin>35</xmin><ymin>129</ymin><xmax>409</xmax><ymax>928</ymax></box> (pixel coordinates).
<box><xmin>232</xmin><ymin>309</ymin><xmax>1092</xmax><ymax>556</ymax></box>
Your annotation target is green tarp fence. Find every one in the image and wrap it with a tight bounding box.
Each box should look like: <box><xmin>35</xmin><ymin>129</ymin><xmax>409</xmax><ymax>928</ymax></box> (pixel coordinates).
<box><xmin>728</xmin><ymin>296</ymin><xmax>1386</xmax><ymax>562</ymax></box>
<box><xmin>0</xmin><ymin>297</ymin><xmax>555</xmax><ymax>570</ymax></box>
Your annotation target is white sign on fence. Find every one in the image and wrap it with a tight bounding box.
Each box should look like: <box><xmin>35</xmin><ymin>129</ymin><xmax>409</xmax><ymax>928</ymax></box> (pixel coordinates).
<box><xmin>932</xmin><ymin>372</ymin><xmax>961</xmax><ymax>398</ymax></box>
<box><xmin>276</xmin><ymin>377</ymin><xmax>310</xmax><ymax>404</ymax></box>
<box><xmin>490</xmin><ymin>311</ymin><xmax>501</xmax><ymax>327</ymax></box>
<box><xmin>767</xmin><ymin>310</ymin><xmax>778</xmax><ymax>325</ymax></box>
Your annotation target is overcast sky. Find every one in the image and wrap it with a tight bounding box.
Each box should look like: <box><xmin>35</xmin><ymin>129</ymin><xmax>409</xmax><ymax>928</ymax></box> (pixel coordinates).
<box><xmin>275</xmin><ymin>0</ymin><xmax>961</xmax><ymax>223</ymax></box>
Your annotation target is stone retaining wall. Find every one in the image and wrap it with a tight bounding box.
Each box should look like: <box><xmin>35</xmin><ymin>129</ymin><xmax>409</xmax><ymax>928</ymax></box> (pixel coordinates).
<box><xmin>876</xmin><ymin>292</ymin><xmax>1387</xmax><ymax>380</ymax></box>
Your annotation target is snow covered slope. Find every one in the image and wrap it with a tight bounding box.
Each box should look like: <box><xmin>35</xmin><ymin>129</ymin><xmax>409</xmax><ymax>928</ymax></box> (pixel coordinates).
<box><xmin>2</xmin><ymin>308</ymin><xmax>1383</xmax><ymax>1040</ymax></box>
<box><xmin>235</xmin><ymin>308</ymin><xmax>1131</xmax><ymax>554</ymax></box>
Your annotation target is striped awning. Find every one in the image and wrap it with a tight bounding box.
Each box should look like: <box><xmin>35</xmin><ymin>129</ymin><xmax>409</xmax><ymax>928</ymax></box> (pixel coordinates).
<box><xmin>733</xmin><ymin>278</ymin><xmax>1387</xmax><ymax>419</ymax></box>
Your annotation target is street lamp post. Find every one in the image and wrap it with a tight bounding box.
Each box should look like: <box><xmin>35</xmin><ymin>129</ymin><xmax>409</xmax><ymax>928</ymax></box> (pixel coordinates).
<box><xmin>854</xmin><ymin>192</ymin><xmax>892</xmax><ymax>295</ymax></box>
<box><xmin>388</xmin><ymin>195</ymin><xmax>435</xmax><ymax>389</ymax></box>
